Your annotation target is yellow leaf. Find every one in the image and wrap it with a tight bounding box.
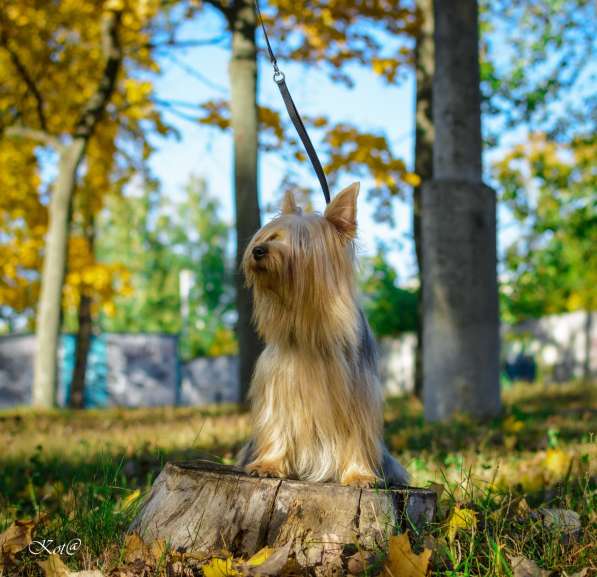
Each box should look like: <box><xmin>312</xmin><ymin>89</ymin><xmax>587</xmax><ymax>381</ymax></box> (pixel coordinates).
<box><xmin>384</xmin><ymin>532</ymin><xmax>431</xmax><ymax>577</ymax></box>
<box><xmin>119</xmin><ymin>489</ymin><xmax>141</xmax><ymax>511</ymax></box>
<box><xmin>403</xmin><ymin>172</ymin><xmax>422</xmax><ymax>187</ymax></box>
<box><xmin>503</xmin><ymin>415</ymin><xmax>525</xmax><ymax>434</ymax></box>
<box><xmin>202</xmin><ymin>557</ymin><xmax>238</xmax><ymax>577</ymax></box>
<box><xmin>247</xmin><ymin>546</ymin><xmax>273</xmax><ymax>566</ymax></box>
<box><xmin>519</xmin><ymin>470</ymin><xmax>545</xmax><ymax>493</ymax></box>
<box><xmin>38</xmin><ymin>554</ymin><xmax>70</xmax><ymax>577</ymax></box>
<box><xmin>544</xmin><ymin>449</ymin><xmax>571</xmax><ymax>478</ymax></box>
<box><xmin>504</xmin><ymin>435</ymin><xmax>518</xmax><ymax>450</ymax></box>
<box><xmin>447</xmin><ymin>506</ymin><xmax>477</xmax><ymax>543</ymax></box>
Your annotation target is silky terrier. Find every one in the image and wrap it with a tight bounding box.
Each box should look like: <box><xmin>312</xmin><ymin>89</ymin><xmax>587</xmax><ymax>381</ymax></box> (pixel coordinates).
<box><xmin>238</xmin><ymin>183</ymin><xmax>409</xmax><ymax>487</ymax></box>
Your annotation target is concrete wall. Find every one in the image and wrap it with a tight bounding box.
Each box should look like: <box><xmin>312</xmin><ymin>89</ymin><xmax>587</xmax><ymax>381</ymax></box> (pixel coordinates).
<box><xmin>1</xmin><ymin>311</ymin><xmax>594</xmax><ymax>409</ymax></box>
<box><xmin>0</xmin><ymin>333</ymin><xmax>179</xmax><ymax>409</ymax></box>
<box><xmin>505</xmin><ymin>310</ymin><xmax>596</xmax><ymax>382</ymax></box>
<box><xmin>181</xmin><ymin>355</ymin><xmax>239</xmax><ymax>405</ymax></box>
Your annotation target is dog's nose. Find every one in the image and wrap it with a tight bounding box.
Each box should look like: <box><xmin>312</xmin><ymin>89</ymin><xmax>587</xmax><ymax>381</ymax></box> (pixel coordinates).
<box><xmin>252</xmin><ymin>245</ymin><xmax>268</xmax><ymax>261</ymax></box>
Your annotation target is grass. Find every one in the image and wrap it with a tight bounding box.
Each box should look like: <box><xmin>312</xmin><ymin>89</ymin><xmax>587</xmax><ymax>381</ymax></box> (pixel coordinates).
<box><xmin>0</xmin><ymin>381</ymin><xmax>595</xmax><ymax>576</ymax></box>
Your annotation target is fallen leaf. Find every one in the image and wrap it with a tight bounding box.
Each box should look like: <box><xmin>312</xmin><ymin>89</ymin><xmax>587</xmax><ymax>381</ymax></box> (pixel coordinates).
<box><xmin>544</xmin><ymin>449</ymin><xmax>572</xmax><ymax>478</ymax></box>
<box><xmin>38</xmin><ymin>554</ymin><xmax>70</xmax><ymax>577</ymax></box>
<box><xmin>516</xmin><ymin>498</ymin><xmax>531</xmax><ymax>516</ymax></box>
<box><xmin>503</xmin><ymin>416</ymin><xmax>525</xmax><ymax>434</ymax></box>
<box><xmin>71</xmin><ymin>572</ymin><xmax>105</xmax><ymax>577</ymax></box>
<box><xmin>150</xmin><ymin>539</ymin><xmax>168</xmax><ymax>563</ymax></box>
<box><xmin>246</xmin><ymin>547</ymin><xmax>273</xmax><ymax>566</ymax></box>
<box><xmin>447</xmin><ymin>506</ymin><xmax>477</xmax><ymax>543</ymax></box>
<box><xmin>540</xmin><ymin>508</ymin><xmax>581</xmax><ymax>543</ymax></box>
<box><xmin>562</xmin><ymin>569</ymin><xmax>588</xmax><ymax>577</ymax></box>
<box><xmin>118</xmin><ymin>489</ymin><xmax>141</xmax><ymax>511</ymax></box>
<box><xmin>390</xmin><ymin>433</ymin><xmax>407</xmax><ymax>450</ymax></box>
<box><xmin>508</xmin><ymin>554</ymin><xmax>551</xmax><ymax>577</ymax></box>
<box><xmin>123</xmin><ymin>533</ymin><xmax>147</xmax><ymax>564</ymax></box>
<box><xmin>237</xmin><ymin>542</ymin><xmax>292</xmax><ymax>576</ymax></box>
<box><xmin>518</xmin><ymin>469</ymin><xmax>545</xmax><ymax>493</ymax></box>
<box><xmin>346</xmin><ymin>551</ymin><xmax>371</xmax><ymax>575</ymax></box>
<box><xmin>383</xmin><ymin>532</ymin><xmax>431</xmax><ymax>577</ymax></box>
<box><xmin>504</xmin><ymin>435</ymin><xmax>518</xmax><ymax>450</ymax></box>
<box><xmin>203</xmin><ymin>556</ymin><xmax>238</xmax><ymax>577</ymax></box>
<box><xmin>0</xmin><ymin>519</ymin><xmax>36</xmax><ymax>557</ymax></box>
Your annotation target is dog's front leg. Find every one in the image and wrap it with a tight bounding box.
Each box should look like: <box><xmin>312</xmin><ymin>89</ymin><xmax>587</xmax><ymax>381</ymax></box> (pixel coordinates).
<box><xmin>243</xmin><ymin>437</ymin><xmax>290</xmax><ymax>480</ymax></box>
<box><xmin>245</xmin><ymin>458</ymin><xmax>289</xmax><ymax>479</ymax></box>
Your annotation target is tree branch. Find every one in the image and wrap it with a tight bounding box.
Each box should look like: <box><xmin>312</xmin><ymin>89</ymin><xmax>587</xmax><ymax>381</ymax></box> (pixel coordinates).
<box><xmin>73</xmin><ymin>10</ymin><xmax>123</xmax><ymax>139</ymax></box>
<box><xmin>147</xmin><ymin>35</ymin><xmax>227</xmax><ymax>49</ymax></box>
<box><xmin>0</xmin><ymin>31</ymin><xmax>48</xmax><ymax>131</ymax></box>
<box><xmin>161</xmin><ymin>50</ymin><xmax>228</xmax><ymax>93</ymax></box>
<box><xmin>5</xmin><ymin>126</ymin><xmax>62</xmax><ymax>149</ymax></box>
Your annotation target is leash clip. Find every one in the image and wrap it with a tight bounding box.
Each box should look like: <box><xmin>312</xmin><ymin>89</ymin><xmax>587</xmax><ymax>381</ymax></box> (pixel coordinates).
<box><xmin>273</xmin><ymin>69</ymin><xmax>285</xmax><ymax>84</ymax></box>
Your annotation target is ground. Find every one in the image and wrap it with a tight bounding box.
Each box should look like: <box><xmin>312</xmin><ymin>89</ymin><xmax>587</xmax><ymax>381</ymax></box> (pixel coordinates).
<box><xmin>0</xmin><ymin>381</ymin><xmax>595</xmax><ymax>576</ymax></box>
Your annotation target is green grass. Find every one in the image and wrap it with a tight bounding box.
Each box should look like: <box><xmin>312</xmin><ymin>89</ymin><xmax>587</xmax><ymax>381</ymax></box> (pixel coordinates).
<box><xmin>0</xmin><ymin>381</ymin><xmax>595</xmax><ymax>576</ymax></box>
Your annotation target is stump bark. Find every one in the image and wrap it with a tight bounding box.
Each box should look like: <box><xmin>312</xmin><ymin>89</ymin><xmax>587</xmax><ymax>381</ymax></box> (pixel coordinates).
<box><xmin>130</xmin><ymin>461</ymin><xmax>436</xmax><ymax>572</ymax></box>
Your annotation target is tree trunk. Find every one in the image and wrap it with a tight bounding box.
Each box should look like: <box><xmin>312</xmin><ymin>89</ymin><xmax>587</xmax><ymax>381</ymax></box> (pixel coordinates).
<box><xmin>69</xmin><ymin>294</ymin><xmax>93</xmax><ymax>409</ymax></box>
<box><xmin>413</xmin><ymin>0</ymin><xmax>434</xmax><ymax>399</ymax></box>
<box><xmin>421</xmin><ymin>0</ymin><xmax>500</xmax><ymax>421</ymax></box>
<box><xmin>130</xmin><ymin>461</ymin><xmax>436</xmax><ymax>573</ymax></box>
<box><xmin>31</xmin><ymin>10</ymin><xmax>122</xmax><ymax>408</ymax></box>
<box><xmin>70</xmin><ymin>211</ymin><xmax>95</xmax><ymax>409</ymax></box>
<box><xmin>229</xmin><ymin>0</ymin><xmax>262</xmax><ymax>406</ymax></box>
<box><xmin>33</xmin><ymin>141</ymin><xmax>85</xmax><ymax>408</ymax></box>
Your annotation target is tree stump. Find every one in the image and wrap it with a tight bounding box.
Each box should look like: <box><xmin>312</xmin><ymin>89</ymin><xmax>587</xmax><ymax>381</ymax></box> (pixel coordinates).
<box><xmin>130</xmin><ymin>461</ymin><xmax>436</xmax><ymax>573</ymax></box>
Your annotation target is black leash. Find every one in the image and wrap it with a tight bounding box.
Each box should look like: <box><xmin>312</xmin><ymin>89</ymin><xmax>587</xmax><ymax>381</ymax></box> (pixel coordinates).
<box><xmin>254</xmin><ymin>0</ymin><xmax>331</xmax><ymax>205</ymax></box>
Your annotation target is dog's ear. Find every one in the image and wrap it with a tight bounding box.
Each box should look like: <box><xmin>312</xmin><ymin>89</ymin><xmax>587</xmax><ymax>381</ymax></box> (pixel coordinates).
<box><xmin>325</xmin><ymin>182</ymin><xmax>359</xmax><ymax>240</ymax></box>
<box><xmin>281</xmin><ymin>190</ymin><xmax>300</xmax><ymax>214</ymax></box>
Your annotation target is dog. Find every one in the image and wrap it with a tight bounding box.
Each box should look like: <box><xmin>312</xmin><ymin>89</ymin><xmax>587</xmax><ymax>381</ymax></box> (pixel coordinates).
<box><xmin>237</xmin><ymin>182</ymin><xmax>409</xmax><ymax>487</ymax></box>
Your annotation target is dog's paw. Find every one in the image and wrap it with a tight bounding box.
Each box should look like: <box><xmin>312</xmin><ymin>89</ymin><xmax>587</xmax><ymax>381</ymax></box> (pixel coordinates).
<box><xmin>245</xmin><ymin>461</ymin><xmax>286</xmax><ymax>479</ymax></box>
<box><xmin>340</xmin><ymin>472</ymin><xmax>377</xmax><ymax>488</ymax></box>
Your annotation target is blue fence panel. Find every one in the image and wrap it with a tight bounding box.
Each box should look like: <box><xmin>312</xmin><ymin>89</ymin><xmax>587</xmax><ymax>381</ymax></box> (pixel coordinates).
<box><xmin>60</xmin><ymin>334</ymin><xmax>108</xmax><ymax>408</ymax></box>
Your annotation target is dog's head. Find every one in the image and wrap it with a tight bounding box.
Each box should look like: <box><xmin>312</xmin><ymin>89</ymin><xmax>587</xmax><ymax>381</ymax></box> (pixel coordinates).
<box><xmin>242</xmin><ymin>183</ymin><xmax>360</xmax><ymax>300</ymax></box>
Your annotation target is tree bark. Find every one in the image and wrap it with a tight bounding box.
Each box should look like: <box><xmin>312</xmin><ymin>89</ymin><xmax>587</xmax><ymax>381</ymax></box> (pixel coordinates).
<box><xmin>130</xmin><ymin>461</ymin><xmax>436</xmax><ymax>573</ymax></box>
<box><xmin>69</xmin><ymin>291</ymin><xmax>94</xmax><ymax>409</ymax></box>
<box><xmin>413</xmin><ymin>0</ymin><xmax>434</xmax><ymax>399</ymax></box>
<box><xmin>33</xmin><ymin>142</ymin><xmax>85</xmax><ymax>408</ymax></box>
<box><xmin>69</xmin><ymin>203</ymin><xmax>96</xmax><ymax>409</ymax></box>
<box><xmin>421</xmin><ymin>0</ymin><xmax>500</xmax><ymax>421</ymax></box>
<box><xmin>32</xmin><ymin>11</ymin><xmax>122</xmax><ymax>408</ymax></box>
<box><xmin>229</xmin><ymin>0</ymin><xmax>262</xmax><ymax>406</ymax></box>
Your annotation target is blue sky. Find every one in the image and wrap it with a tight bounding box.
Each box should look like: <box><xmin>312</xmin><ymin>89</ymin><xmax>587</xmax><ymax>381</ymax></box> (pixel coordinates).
<box><xmin>146</xmin><ymin>7</ymin><xmax>535</xmax><ymax>283</ymax></box>
<box><xmin>149</xmin><ymin>8</ymin><xmax>424</xmax><ymax>281</ymax></box>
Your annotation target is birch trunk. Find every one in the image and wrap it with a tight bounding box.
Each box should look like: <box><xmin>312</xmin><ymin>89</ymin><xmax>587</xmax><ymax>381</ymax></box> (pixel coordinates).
<box><xmin>31</xmin><ymin>10</ymin><xmax>122</xmax><ymax>407</ymax></box>
<box><xmin>33</xmin><ymin>142</ymin><xmax>85</xmax><ymax>407</ymax></box>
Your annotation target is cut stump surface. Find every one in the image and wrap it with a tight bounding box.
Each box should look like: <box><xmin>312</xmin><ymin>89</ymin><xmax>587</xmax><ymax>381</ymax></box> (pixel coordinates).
<box><xmin>130</xmin><ymin>461</ymin><xmax>436</xmax><ymax>571</ymax></box>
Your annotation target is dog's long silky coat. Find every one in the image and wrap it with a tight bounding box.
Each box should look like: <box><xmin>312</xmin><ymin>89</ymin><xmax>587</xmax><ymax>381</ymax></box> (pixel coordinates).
<box><xmin>238</xmin><ymin>183</ymin><xmax>409</xmax><ymax>487</ymax></box>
